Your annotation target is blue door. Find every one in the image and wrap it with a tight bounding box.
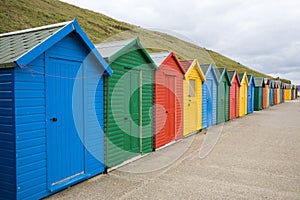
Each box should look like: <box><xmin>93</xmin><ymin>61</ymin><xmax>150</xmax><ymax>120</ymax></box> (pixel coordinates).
<box><xmin>46</xmin><ymin>57</ymin><xmax>85</xmax><ymax>190</ymax></box>
<box><xmin>248</xmin><ymin>85</ymin><xmax>253</xmax><ymax>113</ymax></box>
<box><xmin>202</xmin><ymin>83</ymin><xmax>207</xmax><ymax>129</ymax></box>
<box><xmin>206</xmin><ymin>80</ymin><xmax>213</xmax><ymax>127</ymax></box>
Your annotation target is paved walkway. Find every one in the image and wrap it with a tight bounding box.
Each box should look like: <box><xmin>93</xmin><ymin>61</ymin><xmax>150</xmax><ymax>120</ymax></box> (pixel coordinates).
<box><xmin>46</xmin><ymin>100</ymin><xmax>300</xmax><ymax>200</ymax></box>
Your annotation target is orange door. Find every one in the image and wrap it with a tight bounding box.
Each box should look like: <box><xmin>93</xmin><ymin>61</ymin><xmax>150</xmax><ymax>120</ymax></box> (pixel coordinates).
<box><xmin>165</xmin><ymin>75</ymin><xmax>176</xmax><ymax>143</ymax></box>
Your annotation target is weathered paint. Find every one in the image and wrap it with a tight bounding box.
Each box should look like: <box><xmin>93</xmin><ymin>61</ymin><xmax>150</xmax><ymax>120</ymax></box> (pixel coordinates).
<box><xmin>247</xmin><ymin>74</ymin><xmax>255</xmax><ymax>114</ymax></box>
<box><xmin>200</xmin><ymin>64</ymin><xmax>220</xmax><ymax>128</ymax></box>
<box><xmin>181</xmin><ymin>60</ymin><xmax>206</xmax><ymax>135</ymax></box>
<box><xmin>238</xmin><ymin>72</ymin><xmax>248</xmax><ymax>117</ymax></box>
<box><xmin>0</xmin><ymin>19</ymin><xmax>111</xmax><ymax>200</ymax></box>
<box><xmin>228</xmin><ymin>71</ymin><xmax>240</xmax><ymax>120</ymax></box>
<box><xmin>216</xmin><ymin>68</ymin><xmax>231</xmax><ymax>124</ymax></box>
<box><xmin>151</xmin><ymin>52</ymin><xmax>185</xmax><ymax>149</ymax></box>
<box><xmin>97</xmin><ymin>38</ymin><xmax>156</xmax><ymax>168</ymax></box>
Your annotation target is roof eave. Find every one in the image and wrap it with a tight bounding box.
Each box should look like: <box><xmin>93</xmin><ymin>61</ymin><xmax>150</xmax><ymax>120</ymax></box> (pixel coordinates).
<box><xmin>108</xmin><ymin>37</ymin><xmax>157</xmax><ymax>70</ymax></box>
<box><xmin>12</xmin><ymin>18</ymin><xmax>112</xmax><ymax>76</ymax></box>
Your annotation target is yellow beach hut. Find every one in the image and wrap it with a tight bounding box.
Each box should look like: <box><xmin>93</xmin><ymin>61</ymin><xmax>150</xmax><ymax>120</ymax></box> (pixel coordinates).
<box><xmin>264</xmin><ymin>78</ymin><xmax>270</xmax><ymax>108</ymax></box>
<box><xmin>180</xmin><ymin>59</ymin><xmax>206</xmax><ymax>136</ymax></box>
<box><xmin>238</xmin><ymin>72</ymin><xmax>248</xmax><ymax>117</ymax></box>
<box><xmin>276</xmin><ymin>81</ymin><xmax>281</xmax><ymax>104</ymax></box>
<box><xmin>285</xmin><ymin>84</ymin><xmax>292</xmax><ymax>100</ymax></box>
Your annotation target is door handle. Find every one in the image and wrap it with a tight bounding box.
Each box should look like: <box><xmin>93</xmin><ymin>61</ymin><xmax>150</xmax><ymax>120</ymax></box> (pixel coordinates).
<box><xmin>165</xmin><ymin>111</ymin><xmax>168</xmax><ymax>114</ymax></box>
<box><xmin>50</xmin><ymin>117</ymin><xmax>58</xmax><ymax>122</ymax></box>
<box><xmin>124</xmin><ymin>117</ymin><xmax>128</xmax><ymax>120</ymax></box>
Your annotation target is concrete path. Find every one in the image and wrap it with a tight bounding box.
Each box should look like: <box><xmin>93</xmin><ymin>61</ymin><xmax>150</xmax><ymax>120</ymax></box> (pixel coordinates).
<box><xmin>46</xmin><ymin>100</ymin><xmax>300</xmax><ymax>200</ymax></box>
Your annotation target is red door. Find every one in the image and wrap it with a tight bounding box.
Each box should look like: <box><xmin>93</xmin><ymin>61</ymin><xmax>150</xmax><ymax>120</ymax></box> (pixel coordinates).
<box><xmin>229</xmin><ymin>83</ymin><xmax>236</xmax><ymax>119</ymax></box>
<box><xmin>165</xmin><ymin>75</ymin><xmax>176</xmax><ymax>143</ymax></box>
<box><xmin>274</xmin><ymin>89</ymin><xmax>277</xmax><ymax>105</ymax></box>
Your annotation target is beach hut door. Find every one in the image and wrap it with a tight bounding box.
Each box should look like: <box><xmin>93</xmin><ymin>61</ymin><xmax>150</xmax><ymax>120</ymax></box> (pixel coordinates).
<box><xmin>46</xmin><ymin>57</ymin><xmax>85</xmax><ymax>190</ymax></box>
<box><xmin>207</xmin><ymin>80</ymin><xmax>213</xmax><ymax>127</ymax></box>
<box><xmin>124</xmin><ymin>69</ymin><xmax>140</xmax><ymax>153</ymax></box>
<box><xmin>165</xmin><ymin>75</ymin><xmax>176</xmax><ymax>142</ymax></box>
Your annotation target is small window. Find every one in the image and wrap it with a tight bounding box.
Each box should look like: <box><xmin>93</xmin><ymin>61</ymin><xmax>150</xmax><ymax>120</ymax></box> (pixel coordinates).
<box><xmin>189</xmin><ymin>79</ymin><xmax>196</xmax><ymax>97</ymax></box>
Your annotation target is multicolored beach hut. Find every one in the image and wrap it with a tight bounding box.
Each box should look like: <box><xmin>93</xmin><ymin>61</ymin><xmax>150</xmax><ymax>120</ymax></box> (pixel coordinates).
<box><xmin>228</xmin><ymin>70</ymin><xmax>240</xmax><ymax>120</ymax></box>
<box><xmin>96</xmin><ymin>38</ymin><xmax>157</xmax><ymax>168</ymax></box>
<box><xmin>247</xmin><ymin>74</ymin><xmax>255</xmax><ymax>114</ymax></box>
<box><xmin>264</xmin><ymin>78</ymin><xmax>270</xmax><ymax>108</ymax></box>
<box><xmin>254</xmin><ymin>77</ymin><xmax>265</xmax><ymax>111</ymax></box>
<box><xmin>216</xmin><ymin>68</ymin><xmax>231</xmax><ymax>124</ymax></box>
<box><xmin>181</xmin><ymin>59</ymin><xmax>206</xmax><ymax>135</ymax></box>
<box><xmin>200</xmin><ymin>63</ymin><xmax>220</xmax><ymax>128</ymax></box>
<box><xmin>150</xmin><ymin>52</ymin><xmax>185</xmax><ymax>149</ymax></box>
<box><xmin>285</xmin><ymin>84</ymin><xmax>292</xmax><ymax>100</ymax></box>
<box><xmin>238</xmin><ymin>72</ymin><xmax>248</xmax><ymax>117</ymax></box>
<box><xmin>0</xmin><ymin>19</ymin><xmax>112</xmax><ymax>199</ymax></box>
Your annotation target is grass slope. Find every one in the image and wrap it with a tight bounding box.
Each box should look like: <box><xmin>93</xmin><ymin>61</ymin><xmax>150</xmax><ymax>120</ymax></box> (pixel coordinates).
<box><xmin>0</xmin><ymin>0</ymin><xmax>289</xmax><ymax>82</ymax></box>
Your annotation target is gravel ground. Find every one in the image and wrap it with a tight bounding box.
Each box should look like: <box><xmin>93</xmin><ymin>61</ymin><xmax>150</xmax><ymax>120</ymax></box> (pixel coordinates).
<box><xmin>46</xmin><ymin>99</ymin><xmax>300</xmax><ymax>200</ymax></box>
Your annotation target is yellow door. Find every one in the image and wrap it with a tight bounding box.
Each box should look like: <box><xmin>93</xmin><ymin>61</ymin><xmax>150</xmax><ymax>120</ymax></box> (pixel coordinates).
<box><xmin>277</xmin><ymin>88</ymin><xmax>280</xmax><ymax>103</ymax></box>
<box><xmin>285</xmin><ymin>89</ymin><xmax>291</xmax><ymax>100</ymax></box>
<box><xmin>244</xmin><ymin>83</ymin><xmax>248</xmax><ymax>115</ymax></box>
<box><xmin>265</xmin><ymin>86</ymin><xmax>269</xmax><ymax>107</ymax></box>
<box><xmin>183</xmin><ymin>69</ymin><xmax>202</xmax><ymax>136</ymax></box>
<box><xmin>239</xmin><ymin>84</ymin><xmax>244</xmax><ymax>117</ymax></box>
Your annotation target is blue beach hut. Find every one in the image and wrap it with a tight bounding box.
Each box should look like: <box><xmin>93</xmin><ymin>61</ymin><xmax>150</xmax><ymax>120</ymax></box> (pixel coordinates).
<box><xmin>0</xmin><ymin>19</ymin><xmax>112</xmax><ymax>199</ymax></box>
<box><xmin>200</xmin><ymin>63</ymin><xmax>220</xmax><ymax>129</ymax></box>
<box><xmin>247</xmin><ymin>74</ymin><xmax>255</xmax><ymax>114</ymax></box>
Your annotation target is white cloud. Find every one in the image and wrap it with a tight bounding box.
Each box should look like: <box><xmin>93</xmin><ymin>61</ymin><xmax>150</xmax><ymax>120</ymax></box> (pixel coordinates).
<box><xmin>61</xmin><ymin>0</ymin><xmax>300</xmax><ymax>85</ymax></box>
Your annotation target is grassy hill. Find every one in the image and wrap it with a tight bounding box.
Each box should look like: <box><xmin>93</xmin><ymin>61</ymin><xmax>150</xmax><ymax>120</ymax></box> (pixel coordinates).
<box><xmin>0</xmin><ymin>0</ymin><xmax>289</xmax><ymax>82</ymax></box>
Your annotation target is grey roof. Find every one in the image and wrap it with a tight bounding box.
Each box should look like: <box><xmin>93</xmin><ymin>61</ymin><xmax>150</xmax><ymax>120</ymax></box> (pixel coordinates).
<box><xmin>216</xmin><ymin>67</ymin><xmax>225</xmax><ymax>79</ymax></box>
<box><xmin>254</xmin><ymin>77</ymin><xmax>264</xmax><ymax>87</ymax></box>
<box><xmin>238</xmin><ymin>73</ymin><xmax>245</xmax><ymax>82</ymax></box>
<box><xmin>227</xmin><ymin>71</ymin><xmax>236</xmax><ymax>81</ymax></box>
<box><xmin>200</xmin><ymin>64</ymin><xmax>210</xmax><ymax>75</ymax></box>
<box><xmin>0</xmin><ymin>21</ymin><xmax>69</xmax><ymax>68</ymax></box>
<box><xmin>180</xmin><ymin>60</ymin><xmax>194</xmax><ymax>72</ymax></box>
<box><xmin>95</xmin><ymin>39</ymin><xmax>134</xmax><ymax>58</ymax></box>
<box><xmin>247</xmin><ymin>74</ymin><xmax>253</xmax><ymax>82</ymax></box>
<box><xmin>149</xmin><ymin>52</ymin><xmax>170</xmax><ymax>66</ymax></box>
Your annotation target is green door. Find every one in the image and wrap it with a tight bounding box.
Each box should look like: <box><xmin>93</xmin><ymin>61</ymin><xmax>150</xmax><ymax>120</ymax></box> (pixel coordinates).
<box><xmin>224</xmin><ymin>82</ymin><xmax>229</xmax><ymax>122</ymax></box>
<box><xmin>124</xmin><ymin>69</ymin><xmax>140</xmax><ymax>155</ymax></box>
<box><xmin>217</xmin><ymin>81</ymin><xmax>226</xmax><ymax>123</ymax></box>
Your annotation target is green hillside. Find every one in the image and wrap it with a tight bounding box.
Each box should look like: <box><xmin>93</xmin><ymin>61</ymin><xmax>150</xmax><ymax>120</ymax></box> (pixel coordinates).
<box><xmin>0</xmin><ymin>0</ymin><xmax>289</xmax><ymax>82</ymax></box>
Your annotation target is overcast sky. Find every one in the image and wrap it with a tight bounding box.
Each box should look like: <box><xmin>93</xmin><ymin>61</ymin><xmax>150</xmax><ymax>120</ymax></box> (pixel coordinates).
<box><xmin>61</xmin><ymin>0</ymin><xmax>300</xmax><ymax>85</ymax></box>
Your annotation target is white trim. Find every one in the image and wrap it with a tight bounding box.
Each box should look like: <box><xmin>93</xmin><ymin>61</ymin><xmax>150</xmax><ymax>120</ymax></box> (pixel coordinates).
<box><xmin>0</xmin><ymin>21</ymin><xmax>71</xmax><ymax>37</ymax></box>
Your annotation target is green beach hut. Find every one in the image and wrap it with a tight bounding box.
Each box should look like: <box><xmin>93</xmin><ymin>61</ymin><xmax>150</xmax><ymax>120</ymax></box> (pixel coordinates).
<box><xmin>96</xmin><ymin>38</ymin><xmax>157</xmax><ymax>168</ymax></box>
<box><xmin>254</xmin><ymin>77</ymin><xmax>265</xmax><ymax>111</ymax></box>
<box><xmin>216</xmin><ymin>68</ymin><xmax>231</xmax><ymax>124</ymax></box>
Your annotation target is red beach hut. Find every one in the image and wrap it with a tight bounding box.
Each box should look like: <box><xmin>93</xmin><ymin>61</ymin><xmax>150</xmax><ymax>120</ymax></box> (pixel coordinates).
<box><xmin>151</xmin><ymin>52</ymin><xmax>185</xmax><ymax>149</ymax></box>
<box><xmin>228</xmin><ymin>70</ymin><xmax>240</xmax><ymax>120</ymax></box>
